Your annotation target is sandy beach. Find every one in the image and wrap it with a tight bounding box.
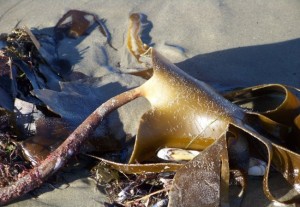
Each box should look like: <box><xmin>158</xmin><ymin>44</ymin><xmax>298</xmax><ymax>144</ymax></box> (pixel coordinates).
<box><xmin>0</xmin><ymin>0</ymin><xmax>300</xmax><ymax>206</ymax></box>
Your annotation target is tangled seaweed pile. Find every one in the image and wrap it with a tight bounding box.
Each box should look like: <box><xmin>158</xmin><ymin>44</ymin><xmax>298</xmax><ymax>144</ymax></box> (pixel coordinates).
<box><xmin>0</xmin><ymin>10</ymin><xmax>300</xmax><ymax>207</ymax></box>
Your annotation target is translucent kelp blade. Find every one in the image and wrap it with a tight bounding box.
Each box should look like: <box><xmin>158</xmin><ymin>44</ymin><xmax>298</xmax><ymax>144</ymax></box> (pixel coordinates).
<box><xmin>55</xmin><ymin>10</ymin><xmax>95</xmax><ymax>39</ymax></box>
<box><xmin>128</xmin><ymin>68</ymin><xmax>153</xmax><ymax>80</ymax></box>
<box><xmin>19</xmin><ymin>117</ymin><xmax>71</xmax><ymax>166</ymax></box>
<box><xmin>225</xmin><ymin>83</ymin><xmax>300</xmax><ymax>203</ymax></box>
<box><xmin>224</xmin><ymin>84</ymin><xmax>300</xmax><ymax>126</ymax></box>
<box><xmin>86</xmin><ymin>154</ymin><xmax>182</xmax><ymax>174</ymax></box>
<box><xmin>54</xmin><ymin>10</ymin><xmax>115</xmax><ymax>50</ymax></box>
<box><xmin>127</xmin><ymin>13</ymin><xmax>149</xmax><ymax>62</ymax></box>
<box><xmin>19</xmin><ymin>116</ymin><xmax>125</xmax><ymax>167</ymax></box>
<box><xmin>168</xmin><ymin>132</ymin><xmax>229</xmax><ymax>207</ymax></box>
<box><xmin>233</xmin><ymin>123</ymin><xmax>300</xmax><ymax>204</ymax></box>
<box><xmin>224</xmin><ymin>84</ymin><xmax>300</xmax><ymax>149</ymax></box>
<box><xmin>129</xmin><ymin>48</ymin><xmax>245</xmax><ymax>163</ymax></box>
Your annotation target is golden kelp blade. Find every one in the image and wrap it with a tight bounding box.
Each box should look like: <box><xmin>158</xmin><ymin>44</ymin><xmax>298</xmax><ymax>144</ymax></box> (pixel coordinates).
<box><xmin>129</xmin><ymin>68</ymin><xmax>153</xmax><ymax>80</ymax></box>
<box><xmin>127</xmin><ymin>13</ymin><xmax>149</xmax><ymax>62</ymax></box>
<box><xmin>225</xmin><ymin>84</ymin><xmax>300</xmax><ymax>203</ymax></box>
<box><xmin>55</xmin><ymin>10</ymin><xmax>94</xmax><ymax>38</ymax></box>
<box><xmin>86</xmin><ymin>154</ymin><xmax>182</xmax><ymax>174</ymax></box>
<box><xmin>168</xmin><ymin>132</ymin><xmax>229</xmax><ymax>207</ymax></box>
<box><xmin>224</xmin><ymin>83</ymin><xmax>300</xmax><ymax>151</ymax></box>
<box><xmin>224</xmin><ymin>84</ymin><xmax>300</xmax><ymax>126</ymax></box>
<box><xmin>127</xmin><ymin>48</ymin><xmax>300</xmax><ymax>204</ymax></box>
<box><xmin>234</xmin><ymin>123</ymin><xmax>300</xmax><ymax>204</ymax></box>
<box><xmin>129</xmin><ymin>48</ymin><xmax>245</xmax><ymax>163</ymax></box>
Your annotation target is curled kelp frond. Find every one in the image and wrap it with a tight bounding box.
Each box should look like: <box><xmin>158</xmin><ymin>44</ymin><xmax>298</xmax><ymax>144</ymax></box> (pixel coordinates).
<box><xmin>224</xmin><ymin>84</ymin><xmax>300</xmax><ymax>126</ymax></box>
<box><xmin>127</xmin><ymin>13</ymin><xmax>150</xmax><ymax>63</ymax></box>
<box><xmin>55</xmin><ymin>10</ymin><xmax>95</xmax><ymax>39</ymax></box>
<box><xmin>224</xmin><ymin>84</ymin><xmax>300</xmax><ymax>148</ymax></box>
<box><xmin>55</xmin><ymin>10</ymin><xmax>116</xmax><ymax>50</ymax></box>
<box><xmin>125</xmin><ymin>13</ymin><xmax>154</xmax><ymax>79</ymax></box>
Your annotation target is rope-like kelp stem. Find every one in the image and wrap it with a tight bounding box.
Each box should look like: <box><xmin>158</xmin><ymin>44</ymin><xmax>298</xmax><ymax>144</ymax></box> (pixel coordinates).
<box><xmin>0</xmin><ymin>87</ymin><xmax>142</xmax><ymax>205</ymax></box>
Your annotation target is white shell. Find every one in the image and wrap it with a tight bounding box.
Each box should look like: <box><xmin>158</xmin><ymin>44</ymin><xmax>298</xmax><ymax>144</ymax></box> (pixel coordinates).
<box><xmin>157</xmin><ymin>148</ymin><xmax>200</xmax><ymax>161</ymax></box>
<box><xmin>248</xmin><ymin>157</ymin><xmax>267</xmax><ymax>176</ymax></box>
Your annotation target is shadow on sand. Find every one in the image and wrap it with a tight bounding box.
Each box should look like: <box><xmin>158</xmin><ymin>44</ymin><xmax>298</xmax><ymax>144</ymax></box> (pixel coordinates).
<box><xmin>177</xmin><ymin>38</ymin><xmax>300</xmax><ymax>91</ymax></box>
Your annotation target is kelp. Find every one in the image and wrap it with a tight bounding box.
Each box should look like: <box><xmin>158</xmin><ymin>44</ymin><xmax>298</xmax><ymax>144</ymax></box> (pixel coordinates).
<box><xmin>19</xmin><ymin>117</ymin><xmax>71</xmax><ymax>166</ymax></box>
<box><xmin>0</xmin><ymin>27</ymin><xmax>59</xmax><ymax>105</ymax></box>
<box><xmin>1</xmin><ymin>13</ymin><xmax>300</xmax><ymax>207</ymax></box>
<box><xmin>55</xmin><ymin>9</ymin><xmax>116</xmax><ymax>50</ymax></box>
<box><xmin>126</xmin><ymin>13</ymin><xmax>153</xmax><ymax>79</ymax></box>
<box><xmin>127</xmin><ymin>13</ymin><xmax>149</xmax><ymax>62</ymax></box>
<box><xmin>128</xmin><ymin>48</ymin><xmax>243</xmax><ymax>163</ymax></box>
<box><xmin>168</xmin><ymin>133</ymin><xmax>229</xmax><ymax>207</ymax></box>
<box><xmin>14</xmin><ymin>46</ymin><xmax>300</xmax><ymax>205</ymax></box>
<box><xmin>113</xmin><ymin>47</ymin><xmax>300</xmax><ymax>205</ymax></box>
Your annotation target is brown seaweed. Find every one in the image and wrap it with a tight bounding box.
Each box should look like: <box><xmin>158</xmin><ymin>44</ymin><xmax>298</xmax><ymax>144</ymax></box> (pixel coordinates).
<box><xmin>9</xmin><ymin>46</ymin><xmax>300</xmax><ymax>206</ymax></box>
<box><xmin>127</xmin><ymin>13</ymin><xmax>149</xmax><ymax>63</ymax></box>
<box><xmin>168</xmin><ymin>133</ymin><xmax>229</xmax><ymax>207</ymax></box>
<box><xmin>1</xmin><ymin>14</ymin><xmax>300</xmax><ymax>207</ymax></box>
<box><xmin>55</xmin><ymin>10</ymin><xmax>116</xmax><ymax>50</ymax></box>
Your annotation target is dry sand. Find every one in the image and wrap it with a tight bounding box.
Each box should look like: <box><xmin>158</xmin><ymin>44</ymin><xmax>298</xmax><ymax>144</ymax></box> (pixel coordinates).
<box><xmin>0</xmin><ymin>0</ymin><xmax>300</xmax><ymax>206</ymax></box>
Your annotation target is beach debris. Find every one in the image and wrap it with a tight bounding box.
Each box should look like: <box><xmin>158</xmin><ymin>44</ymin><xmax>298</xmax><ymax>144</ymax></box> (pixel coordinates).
<box><xmin>91</xmin><ymin>162</ymin><xmax>119</xmax><ymax>185</ymax></box>
<box><xmin>0</xmin><ymin>110</ymin><xmax>30</xmax><ymax>188</ymax></box>
<box><xmin>4</xmin><ymin>28</ymin><xmax>38</xmax><ymax>60</ymax></box>
<box><xmin>0</xmin><ymin>27</ymin><xmax>62</xmax><ymax>103</ymax></box>
<box><xmin>0</xmin><ymin>51</ymin><xmax>15</xmax><ymax>111</ymax></box>
<box><xmin>0</xmin><ymin>13</ymin><xmax>300</xmax><ymax>207</ymax></box>
<box><xmin>99</xmin><ymin>170</ymin><xmax>173</xmax><ymax>206</ymax></box>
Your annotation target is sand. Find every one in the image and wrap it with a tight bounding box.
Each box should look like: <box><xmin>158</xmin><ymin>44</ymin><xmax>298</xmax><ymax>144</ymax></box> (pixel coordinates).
<box><xmin>0</xmin><ymin>0</ymin><xmax>299</xmax><ymax>206</ymax></box>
